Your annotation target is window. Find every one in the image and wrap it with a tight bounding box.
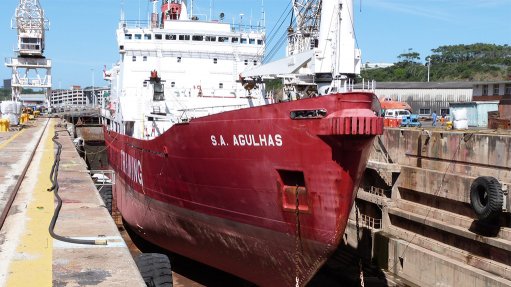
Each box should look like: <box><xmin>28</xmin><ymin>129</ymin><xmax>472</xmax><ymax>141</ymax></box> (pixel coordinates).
<box><xmin>134</xmin><ymin>34</ymin><xmax>142</xmax><ymax>40</ymax></box>
<box><xmin>440</xmin><ymin>108</ymin><xmax>449</xmax><ymax>116</ymax></box>
<box><xmin>143</xmin><ymin>56</ymin><xmax>147</xmax><ymax>61</ymax></box>
<box><xmin>419</xmin><ymin>108</ymin><xmax>431</xmax><ymax>115</ymax></box>
<box><xmin>493</xmin><ymin>84</ymin><xmax>500</xmax><ymax>96</ymax></box>
<box><xmin>213</xmin><ymin>58</ymin><xmax>218</xmax><ymax>64</ymax></box>
<box><xmin>178</xmin><ymin>35</ymin><xmax>190</xmax><ymax>40</ymax></box>
<box><xmin>144</xmin><ymin>34</ymin><xmax>151</xmax><ymax>40</ymax></box>
<box><xmin>125</xmin><ymin>34</ymin><xmax>132</xmax><ymax>40</ymax></box>
<box><xmin>219</xmin><ymin>83</ymin><xmax>223</xmax><ymax>89</ymax></box>
<box><xmin>166</xmin><ymin>34</ymin><xmax>176</xmax><ymax>40</ymax></box>
<box><xmin>171</xmin><ymin>82</ymin><xmax>175</xmax><ymax>87</ymax></box>
<box><xmin>218</xmin><ymin>37</ymin><xmax>228</xmax><ymax>42</ymax></box>
<box><xmin>249</xmin><ymin>39</ymin><xmax>255</xmax><ymax>44</ymax></box>
<box><xmin>205</xmin><ymin>36</ymin><xmax>216</xmax><ymax>42</ymax></box>
<box><xmin>177</xmin><ymin>57</ymin><xmax>181</xmax><ymax>63</ymax></box>
<box><xmin>155</xmin><ymin>34</ymin><xmax>163</xmax><ymax>40</ymax></box>
<box><xmin>482</xmin><ymin>84</ymin><xmax>488</xmax><ymax>96</ymax></box>
<box><xmin>257</xmin><ymin>39</ymin><xmax>263</xmax><ymax>45</ymax></box>
<box><xmin>241</xmin><ymin>38</ymin><xmax>247</xmax><ymax>44</ymax></box>
<box><xmin>244</xmin><ymin>60</ymin><xmax>248</xmax><ymax>66</ymax></box>
<box><xmin>231</xmin><ymin>37</ymin><xmax>239</xmax><ymax>43</ymax></box>
<box><xmin>505</xmin><ymin>84</ymin><xmax>511</xmax><ymax>95</ymax></box>
<box><xmin>253</xmin><ymin>60</ymin><xmax>257</xmax><ymax>66</ymax></box>
<box><xmin>192</xmin><ymin>35</ymin><xmax>204</xmax><ymax>41</ymax></box>
<box><xmin>132</xmin><ymin>56</ymin><xmax>137</xmax><ymax>62</ymax></box>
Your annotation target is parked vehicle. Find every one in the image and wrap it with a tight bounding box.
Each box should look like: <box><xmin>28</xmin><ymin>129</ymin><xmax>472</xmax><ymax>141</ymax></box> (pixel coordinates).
<box><xmin>384</xmin><ymin>109</ymin><xmax>411</xmax><ymax>119</ymax></box>
<box><xmin>401</xmin><ymin>114</ymin><xmax>422</xmax><ymax>127</ymax></box>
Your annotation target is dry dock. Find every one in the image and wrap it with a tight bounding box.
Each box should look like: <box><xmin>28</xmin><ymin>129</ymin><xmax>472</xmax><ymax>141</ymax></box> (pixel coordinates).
<box><xmin>342</xmin><ymin>127</ymin><xmax>511</xmax><ymax>287</ymax></box>
<box><xmin>0</xmin><ymin>118</ymin><xmax>145</xmax><ymax>286</ymax></box>
<box><xmin>6</xmin><ymin>117</ymin><xmax>511</xmax><ymax>287</ymax></box>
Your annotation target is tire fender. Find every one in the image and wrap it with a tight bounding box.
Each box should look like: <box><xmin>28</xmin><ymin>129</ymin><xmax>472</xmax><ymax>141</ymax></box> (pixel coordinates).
<box><xmin>470</xmin><ymin>176</ymin><xmax>503</xmax><ymax>221</ymax></box>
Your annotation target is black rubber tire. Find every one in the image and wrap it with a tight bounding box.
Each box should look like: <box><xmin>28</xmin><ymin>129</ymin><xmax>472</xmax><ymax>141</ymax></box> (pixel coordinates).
<box><xmin>135</xmin><ymin>253</ymin><xmax>173</xmax><ymax>287</ymax></box>
<box><xmin>470</xmin><ymin>176</ymin><xmax>503</xmax><ymax>221</ymax></box>
<box><xmin>98</xmin><ymin>186</ymin><xmax>112</xmax><ymax>215</ymax></box>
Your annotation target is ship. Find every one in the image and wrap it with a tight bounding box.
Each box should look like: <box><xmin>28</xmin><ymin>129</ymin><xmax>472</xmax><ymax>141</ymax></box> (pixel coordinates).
<box><xmin>102</xmin><ymin>0</ymin><xmax>383</xmax><ymax>286</ymax></box>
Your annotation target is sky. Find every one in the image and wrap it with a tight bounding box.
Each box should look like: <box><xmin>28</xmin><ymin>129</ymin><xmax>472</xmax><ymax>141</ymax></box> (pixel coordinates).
<box><xmin>1</xmin><ymin>0</ymin><xmax>510</xmax><ymax>89</ymax></box>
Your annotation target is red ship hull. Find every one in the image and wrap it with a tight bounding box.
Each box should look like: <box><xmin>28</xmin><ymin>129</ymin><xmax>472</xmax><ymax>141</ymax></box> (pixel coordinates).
<box><xmin>105</xmin><ymin>92</ymin><xmax>383</xmax><ymax>286</ymax></box>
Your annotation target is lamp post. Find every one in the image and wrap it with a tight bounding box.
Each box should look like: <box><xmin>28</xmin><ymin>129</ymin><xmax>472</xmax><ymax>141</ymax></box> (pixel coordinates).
<box><xmin>91</xmin><ymin>68</ymin><xmax>95</xmax><ymax>107</ymax></box>
<box><xmin>426</xmin><ymin>56</ymin><xmax>431</xmax><ymax>82</ymax></box>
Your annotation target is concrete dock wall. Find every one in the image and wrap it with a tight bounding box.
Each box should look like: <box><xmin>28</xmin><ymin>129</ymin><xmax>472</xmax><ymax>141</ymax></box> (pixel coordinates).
<box><xmin>347</xmin><ymin>128</ymin><xmax>511</xmax><ymax>286</ymax></box>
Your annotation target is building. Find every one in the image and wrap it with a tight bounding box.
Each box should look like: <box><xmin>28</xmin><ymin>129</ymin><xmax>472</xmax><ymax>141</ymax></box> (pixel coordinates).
<box><xmin>362</xmin><ymin>62</ymin><xmax>394</xmax><ymax>70</ymax></box>
<box><xmin>19</xmin><ymin>94</ymin><xmax>46</xmax><ymax>106</ymax></box>
<box><xmin>50</xmin><ymin>86</ymin><xmax>108</xmax><ymax>107</ymax></box>
<box><xmin>472</xmin><ymin>81</ymin><xmax>511</xmax><ymax>101</ymax></box>
<box><xmin>365</xmin><ymin>82</ymin><xmax>473</xmax><ymax>116</ymax></box>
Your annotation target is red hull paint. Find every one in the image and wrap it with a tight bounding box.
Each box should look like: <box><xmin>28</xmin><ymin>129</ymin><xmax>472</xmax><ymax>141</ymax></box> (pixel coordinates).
<box><xmin>105</xmin><ymin>92</ymin><xmax>383</xmax><ymax>286</ymax></box>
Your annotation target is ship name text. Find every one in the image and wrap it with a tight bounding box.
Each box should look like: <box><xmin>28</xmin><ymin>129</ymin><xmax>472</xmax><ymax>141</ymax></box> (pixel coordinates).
<box><xmin>121</xmin><ymin>150</ymin><xmax>144</xmax><ymax>186</ymax></box>
<box><xmin>211</xmin><ymin>134</ymin><xmax>283</xmax><ymax>147</ymax></box>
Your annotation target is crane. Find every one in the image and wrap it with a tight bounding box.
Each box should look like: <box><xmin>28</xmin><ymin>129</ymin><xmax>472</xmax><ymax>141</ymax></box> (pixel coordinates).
<box><xmin>14</xmin><ymin>0</ymin><xmax>49</xmax><ymax>56</ymax></box>
<box><xmin>5</xmin><ymin>0</ymin><xmax>52</xmax><ymax>107</ymax></box>
<box><xmin>241</xmin><ymin>0</ymin><xmax>361</xmax><ymax>99</ymax></box>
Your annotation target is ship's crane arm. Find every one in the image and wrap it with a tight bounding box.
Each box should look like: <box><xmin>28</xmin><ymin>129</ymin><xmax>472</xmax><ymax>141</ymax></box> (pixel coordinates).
<box><xmin>241</xmin><ymin>0</ymin><xmax>361</xmax><ymax>97</ymax></box>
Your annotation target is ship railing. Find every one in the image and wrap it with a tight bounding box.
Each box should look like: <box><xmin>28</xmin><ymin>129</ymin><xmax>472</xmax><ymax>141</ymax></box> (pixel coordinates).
<box><xmin>360</xmin><ymin>214</ymin><xmax>382</xmax><ymax>230</ymax></box>
<box><xmin>118</xmin><ymin>20</ymin><xmax>264</xmax><ymax>33</ymax></box>
<box><xmin>119</xmin><ymin>20</ymin><xmax>150</xmax><ymax>29</ymax></box>
<box><xmin>231</xmin><ymin>23</ymin><xmax>265</xmax><ymax>34</ymax></box>
<box><xmin>177</xmin><ymin>104</ymin><xmax>247</xmax><ymax>121</ymax></box>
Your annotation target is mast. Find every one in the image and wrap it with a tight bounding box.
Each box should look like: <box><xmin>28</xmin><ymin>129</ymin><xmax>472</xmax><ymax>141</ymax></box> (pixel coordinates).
<box><xmin>151</xmin><ymin>0</ymin><xmax>158</xmax><ymax>28</ymax></box>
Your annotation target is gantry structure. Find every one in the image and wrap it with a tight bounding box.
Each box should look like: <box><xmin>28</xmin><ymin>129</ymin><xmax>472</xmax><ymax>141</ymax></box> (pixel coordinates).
<box><xmin>5</xmin><ymin>0</ymin><xmax>52</xmax><ymax>104</ymax></box>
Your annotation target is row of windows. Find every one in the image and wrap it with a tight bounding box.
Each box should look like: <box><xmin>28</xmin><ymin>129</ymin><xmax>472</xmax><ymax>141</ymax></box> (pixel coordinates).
<box><xmin>125</xmin><ymin>33</ymin><xmax>263</xmax><ymax>45</ymax></box>
<box><xmin>481</xmin><ymin>84</ymin><xmax>511</xmax><ymax>96</ymax></box>
<box><xmin>131</xmin><ymin>55</ymin><xmax>258</xmax><ymax>66</ymax></box>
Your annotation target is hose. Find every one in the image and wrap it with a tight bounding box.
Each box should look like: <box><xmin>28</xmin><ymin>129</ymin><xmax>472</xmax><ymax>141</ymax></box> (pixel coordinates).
<box><xmin>48</xmin><ymin>128</ymin><xmax>107</xmax><ymax>245</ymax></box>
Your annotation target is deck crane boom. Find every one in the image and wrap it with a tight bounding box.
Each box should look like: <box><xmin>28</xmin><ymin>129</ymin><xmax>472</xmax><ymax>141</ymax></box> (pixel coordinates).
<box><xmin>5</xmin><ymin>0</ymin><xmax>52</xmax><ymax>106</ymax></box>
<box><xmin>241</xmin><ymin>0</ymin><xmax>361</xmax><ymax>100</ymax></box>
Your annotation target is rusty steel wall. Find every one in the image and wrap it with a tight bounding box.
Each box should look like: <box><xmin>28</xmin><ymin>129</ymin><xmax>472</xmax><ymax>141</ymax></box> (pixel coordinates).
<box><xmin>76</xmin><ymin>126</ymin><xmax>104</xmax><ymax>142</ymax></box>
<box><xmin>345</xmin><ymin>128</ymin><xmax>511</xmax><ymax>287</ymax></box>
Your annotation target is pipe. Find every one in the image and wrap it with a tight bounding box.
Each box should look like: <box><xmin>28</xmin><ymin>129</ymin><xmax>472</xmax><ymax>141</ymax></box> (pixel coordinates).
<box><xmin>48</xmin><ymin>129</ymin><xmax>107</xmax><ymax>246</ymax></box>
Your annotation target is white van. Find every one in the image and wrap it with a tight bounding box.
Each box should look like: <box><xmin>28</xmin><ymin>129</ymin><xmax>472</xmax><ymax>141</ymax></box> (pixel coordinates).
<box><xmin>384</xmin><ymin>109</ymin><xmax>411</xmax><ymax>119</ymax></box>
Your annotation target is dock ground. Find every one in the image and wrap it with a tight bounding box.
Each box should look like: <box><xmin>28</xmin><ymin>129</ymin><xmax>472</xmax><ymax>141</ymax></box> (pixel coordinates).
<box><xmin>0</xmin><ymin>118</ymin><xmax>145</xmax><ymax>286</ymax></box>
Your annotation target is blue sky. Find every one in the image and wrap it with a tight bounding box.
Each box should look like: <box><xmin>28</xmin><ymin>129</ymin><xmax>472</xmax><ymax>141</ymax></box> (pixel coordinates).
<box><xmin>1</xmin><ymin>0</ymin><xmax>510</xmax><ymax>88</ymax></box>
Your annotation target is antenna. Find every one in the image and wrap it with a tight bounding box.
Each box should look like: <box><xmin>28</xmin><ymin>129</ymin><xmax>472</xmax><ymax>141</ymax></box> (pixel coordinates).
<box><xmin>120</xmin><ymin>0</ymin><xmax>125</xmax><ymax>22</ymax></box>
<box><xmin>209</xmin><ymin>0</ymin><xmax>213</xmax><ymax>21</ymax></box>
<box><xmin>260</xmin><ymin>0</ymin><xmax>265</xmax><ymax>27</ymax></box>
<box><xmin>190</xmin><ymin>0</ymin><xmax>193</xmax><ymax>18</ymax></box>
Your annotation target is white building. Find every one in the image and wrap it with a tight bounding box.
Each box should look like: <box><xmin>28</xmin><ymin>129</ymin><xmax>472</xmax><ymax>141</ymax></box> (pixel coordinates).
<box><xmin>51</xmin><ymin>87</ymin><xmax>108</xmax><ymax>107</ymax></box>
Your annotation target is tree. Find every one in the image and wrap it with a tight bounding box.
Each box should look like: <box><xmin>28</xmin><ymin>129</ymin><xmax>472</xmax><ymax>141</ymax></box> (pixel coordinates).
<box><xmin>360</xmin><ymin>43</ymin><xmax>511</xmax><ymax>82</ymax></box>
<box><xmin>397</xmin><ymin>49</ymin><xmax>421</xmax><ymax>64</ymax></box>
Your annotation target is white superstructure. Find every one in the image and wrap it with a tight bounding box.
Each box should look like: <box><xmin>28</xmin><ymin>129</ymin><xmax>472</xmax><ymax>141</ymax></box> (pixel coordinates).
<box><xmin>103</xmin><ymin>0</ymin><xmax>268</xmax><ymax>140</ymax></box>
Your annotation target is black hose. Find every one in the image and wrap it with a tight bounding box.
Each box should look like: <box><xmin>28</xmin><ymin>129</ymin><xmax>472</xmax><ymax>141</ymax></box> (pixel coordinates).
<box><xmin>48</xmin><ymin>128</ymin><xmax>107</xmax><ymax>245</ymax></box>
